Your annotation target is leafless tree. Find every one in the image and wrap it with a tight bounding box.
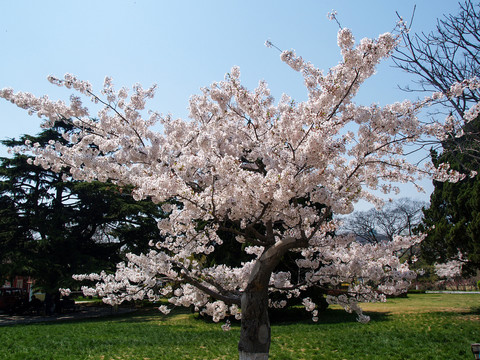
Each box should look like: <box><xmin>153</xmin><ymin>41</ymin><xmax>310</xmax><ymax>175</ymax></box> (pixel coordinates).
<box><xmin>394</xmin><ymin>0</ymin><xmax>480</xmax><ymax>117</ymax></box>
<box><xmin>342</xmin><ymin>198</ymin><xmax>426</xmax><ymax>245</ymax></box>
<box><xmin>393</xmin><ymin>1</ymin><xmax>480</xmax><ymax>170</ymax></box>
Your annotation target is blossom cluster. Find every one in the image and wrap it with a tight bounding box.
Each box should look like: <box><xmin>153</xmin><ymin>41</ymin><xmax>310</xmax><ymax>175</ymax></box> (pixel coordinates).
<box><xmin>434</xmin><ymin>253</ymin><xmax>465</xmax><ymax>278</ymax></box>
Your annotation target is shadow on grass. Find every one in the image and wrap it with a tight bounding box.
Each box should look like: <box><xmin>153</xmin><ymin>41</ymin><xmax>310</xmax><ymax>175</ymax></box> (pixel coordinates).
<box><xmin>0</xmin><ymin>306</ymin><xmax>140</xmax><ymax>328</ymax></box>
<box><xmin>1</xmin><ymin>302</ymin><xmax>396</xmax><ymax>329</ymax></box>
<box><xmin>464</xmin><ymin>306</ymin><xmax>480</xmax><ymax>315</ymax></box>
<box><xmin>436</xmin><ymin>305</ymin><xmax>480</xmax><ymax>318</ymax></box>
<box><xmin>116</xmin><ymin>305</ymin><xmax>394</xmax><ymax>327</ymax></box>
<box><xmin>269</xmin><ymin>306</ymin><xmax>391</xmax><ymax>326</ymax></box>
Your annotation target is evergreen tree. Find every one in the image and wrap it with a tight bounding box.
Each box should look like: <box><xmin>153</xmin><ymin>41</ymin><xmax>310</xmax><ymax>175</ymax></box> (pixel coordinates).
<box><xmin>0</xmin><ymin>123</ymin><xmax>166</xmax><ymax>292</ymax></box>
<box><xmin>420</xmin><ymin>117</ymin><xmax>480</xmax><ymax>274</ymax></box>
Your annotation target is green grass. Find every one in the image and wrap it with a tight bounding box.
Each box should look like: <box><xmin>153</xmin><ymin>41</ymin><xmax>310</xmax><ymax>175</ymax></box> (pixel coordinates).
<box><xmin>0</xmin><ymin>293</ymin><xmax>478</xmax><ymax>359</ymax></box>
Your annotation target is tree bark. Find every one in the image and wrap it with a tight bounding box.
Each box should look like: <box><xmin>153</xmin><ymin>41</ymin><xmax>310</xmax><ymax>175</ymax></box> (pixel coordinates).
<box><xmin>238</xmin><ymin>288</ymin><xmax>270</xmax><ymax>360</ymax></box>
<box><xmin>237</xmin><ymin>236</ymin><xmax>306</xmax><ymax>359</ymax></box>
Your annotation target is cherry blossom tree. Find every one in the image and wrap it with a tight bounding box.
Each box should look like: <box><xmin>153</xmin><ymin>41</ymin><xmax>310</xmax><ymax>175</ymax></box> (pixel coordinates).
<box><xmin>0</xmin><ymin>24</ymin><xmax>476</xmax><ymax>359</ymax></box>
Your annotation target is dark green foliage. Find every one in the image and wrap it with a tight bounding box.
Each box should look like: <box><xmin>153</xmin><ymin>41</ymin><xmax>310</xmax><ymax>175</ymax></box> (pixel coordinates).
<box><xmin>420</xmin><ymin>117</ymin><xmax>480</xmax><ymax>274</ymax></box>
<box><xmin>0</xmin><ymin>123</ymin><xmax>166</xmax><ymax>292</ymax></box>
<box><xmin>0</xmin><ymin>194</ymin><xmax>33</xmax><ymax>283</ymax></box>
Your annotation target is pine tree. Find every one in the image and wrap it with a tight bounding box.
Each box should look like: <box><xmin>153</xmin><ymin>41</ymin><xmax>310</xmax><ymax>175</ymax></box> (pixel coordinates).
<box><xmin>420</xmin><ymin>117</ymin><xmax>480</xmax><ymax>274</ymax></box>
<box><xmin>0</xmin><ymin>123</ymin><xmax>166</xmax><ymax>292</ymax></box>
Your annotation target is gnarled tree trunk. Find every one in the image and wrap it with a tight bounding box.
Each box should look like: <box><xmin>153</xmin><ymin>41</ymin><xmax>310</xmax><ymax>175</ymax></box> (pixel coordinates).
<box><xmin>238</xmin><ymin>287</ymin><xmax>270</xmax><ymax>360</ymax></box>
<box><xmin>238</xmin><ymin>236</ymin><xmax>306</xmax><ymax>359</ymax></box>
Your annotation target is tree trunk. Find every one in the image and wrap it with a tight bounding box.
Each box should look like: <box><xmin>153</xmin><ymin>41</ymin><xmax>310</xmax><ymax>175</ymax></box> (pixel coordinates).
<box><xmin>237</xmin><ymin>236</ymin><xmax>306</xmax><ymax>359</ymax></box>
<box><xmin>238</xmin><ymin>288</ymin><xmax>270</xmax><ymax>360</ymax></box>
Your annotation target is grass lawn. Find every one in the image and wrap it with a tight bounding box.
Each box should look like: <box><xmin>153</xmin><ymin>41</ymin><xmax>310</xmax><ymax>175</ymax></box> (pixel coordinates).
<box><xmin>0</xmin><ymin>293</ymin><xmax>478</xmax><ymax>360</ymax></box>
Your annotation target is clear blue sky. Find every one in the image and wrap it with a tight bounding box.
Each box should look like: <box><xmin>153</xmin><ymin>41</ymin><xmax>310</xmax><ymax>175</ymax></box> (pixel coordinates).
<box><xmin>0</xmin><ymin>0</ymin><xmax>464</xmax><ymax>208</ymax></box>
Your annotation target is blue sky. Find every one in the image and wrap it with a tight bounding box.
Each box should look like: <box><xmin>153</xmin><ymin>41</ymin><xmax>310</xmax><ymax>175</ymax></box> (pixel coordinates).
<box><xmin>0</xmin><ymin>0</ymin><xmax>464</xmax><ymax>208</ymax></box>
